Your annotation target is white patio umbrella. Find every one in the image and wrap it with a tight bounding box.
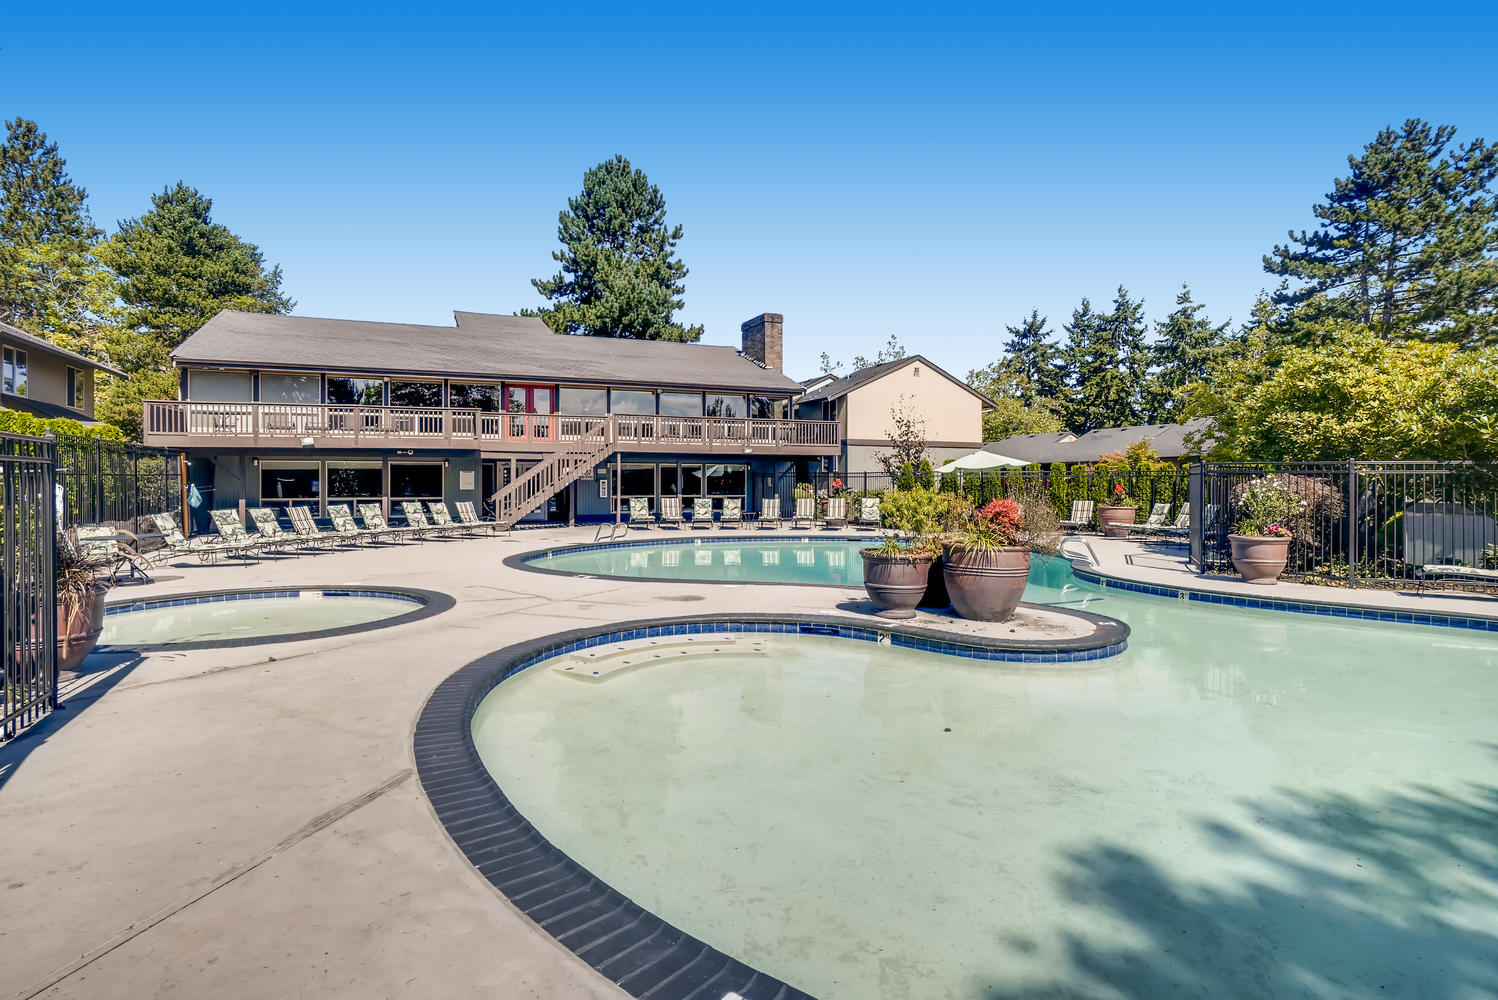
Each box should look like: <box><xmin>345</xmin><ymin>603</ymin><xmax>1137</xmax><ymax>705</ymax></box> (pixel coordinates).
<box><xmin>936</xmin><ymin>450</ymin><xmax>1028</xmax><ymax>473</ymax></box>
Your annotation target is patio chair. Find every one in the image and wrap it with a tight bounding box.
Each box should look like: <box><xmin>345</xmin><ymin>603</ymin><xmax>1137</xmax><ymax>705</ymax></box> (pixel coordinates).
<box><xmin>426</xmin><ymin>502</ymin><xmax>472</xmax><ymax>536</ymax></box>
<box><xmin>357</xmin><ymin>503</ymin><xmax>415</xmax><ymax>543</ymax></box>
<box><xmin>455</xmin><ymin>500</ymin><xmax>507</xmax><ymax>534</ymax></box>
<box><xmin>627</xmin><ymin>497</ymin><xmax>657</xmax><ymax>530</ymax></box>
<box><xmin>248</xmin><ymin>508</ymin><xmax>298</xmax><ymax>552</ymax></box>
<box><xmin>853</xmin><ymin>496</ymin><xmax>882</xmax><ymax>529</ymax></box>
<box><xmin>286</xmin><ymin>506</ymin><xmax>343</xmax><ymax>548</ymax></box>
<box><xmin>1060</xmin><ymin>500</ymin><xmax>1095</xmax><ymax>531</ymax></box>
<box><xmin>719</xmin><ymin>498</ymin><xmax>744</xmax><ymax>529</ymax></box>
<box><xmin>658</xmin><ymin>496</ymin><xmax>685</xmax><ymax>529</ymax></box>
<box><xmin>1156</xmin><ymin>508</ymin><xmax>1192</xmax><ymax>539</ymax></box>
<box><xmin>1125</xmin><ymin>503</ymin><xmax>1173</xmax><ymax>536</ymax></box>
<box><xmin>400</xmin><ymin>500</ymin><xmax>440</xmax><ymax>539</ymax></box>
<box><xmin>1415</xmin><ymin>564</ymin><xmax>1498</xmax><ymax>595</ymax></box>
<box><xmin>822</xmin><ymin>496</ymin><xmax>849</xmax><ymax>529</ymax></box>
<box><xmin>688</xmin><ymin>497</ymin><xmax>715</xmax><ymax>530</ymax></box>
<box><xmin>327</xmin><ymin>504</ymin><xmax>372</xmax><ymax>543</ymax></box>
<box><xmin>791</xmin><ymin>496</ymin><xmax>817</xmax><ymax>530</ymax></box>
<box><xmin>74</xmin><ymin>524</ymin><xmax>156</xmax><ymax>582</ymax></box>
<box><xmin>756</xmin><ymin>494</ymin><xmax>783</xmax><ymax>529</ymax></box>
<box><xmin>208</xmin><ymin>509</ymin><xmax>268</xmax><ymax>560</ymax></box>
<box><xmin>147</xmin><ymin>511</ymin><xmax>240</xmax><ymax>563</ymax></box>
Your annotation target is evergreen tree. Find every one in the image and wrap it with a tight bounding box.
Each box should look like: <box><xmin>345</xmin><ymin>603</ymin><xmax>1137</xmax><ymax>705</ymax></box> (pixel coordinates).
<box><xmin>100</xmin><ymin>182</ymin><xmax>292</xmax><ymax>352</ymax></box>
<box><xmin>1143</xmin><ymin>284</ymin><xmax>1230</xmax><ymax>421</ymax></box>
<box><xmin>526</xmin><ymin>155</ymin><xmax>703</xmax><ymax>341</ymax></box>
<box><xmin>0</xmin><ymin>118</ymin><xmax>103</xmax><ymax>328</ymax></box>
<box><xmin>1000</xmin><ymin>308</ymin><xmax>1065</xmax><ymax>403</ymax></box>
<box><xmin>1264</xmin><ymin>118</ymin><xmax>1498</xmax><ymax>346</ymax></box>
<box><xmin>965</xmin><ymin>359</ymin><xmax>1063</xmax><ymax>441</ymax></box>
<box><xmin>1063</xmin><ymin>288</ymin><xmax>1148</xmax><ymax>432</ymax></box>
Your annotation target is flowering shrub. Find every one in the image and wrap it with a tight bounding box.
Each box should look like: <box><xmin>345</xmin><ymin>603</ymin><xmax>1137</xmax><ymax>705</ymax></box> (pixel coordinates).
<box><xmin>1232</xmin><ymin>476</ymin><xmax>1304</xmax><ymax>536</ymax></box>
<box><xmin>1106</xmin><ymin>483</ymin><xmax>1139</xmax><ymax>508</ymax></box>
<box><xmin>975</xmin><ymin>498</ymin><xmax>1023</xmax><ymax>545</ymax></box>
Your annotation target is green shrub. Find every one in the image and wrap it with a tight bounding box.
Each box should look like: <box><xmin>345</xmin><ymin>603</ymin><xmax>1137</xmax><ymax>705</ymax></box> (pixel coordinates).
<box><xmin>0</xmin><ymin>407</ymin><xmax>124</xmax><ymax>441</ymax></box>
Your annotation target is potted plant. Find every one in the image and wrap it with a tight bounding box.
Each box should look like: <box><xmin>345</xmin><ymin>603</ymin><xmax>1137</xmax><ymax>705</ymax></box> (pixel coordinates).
<box><xmin>56</xmin><ymin>530</ymin><xmax>111</xmax><ymax>671</ymax></box>
<box><xmin>943</xmin><ymin>490</ymin><xmax>1061</xmax><ymax>621</ymax></box>
<box><xmin>860</xmin><ymin>487</ymin><xmax>961</xmax><ymax>618</ymax></box>
<box><xmin>1228</xmin><ymin>477</ymin><xmax>1301</xmax><ymax>585</ymax></box>
<box><xmin>1096</xmin><ymin>483</ymin><xmax>1138</xmax><ymax>538</ymax></box>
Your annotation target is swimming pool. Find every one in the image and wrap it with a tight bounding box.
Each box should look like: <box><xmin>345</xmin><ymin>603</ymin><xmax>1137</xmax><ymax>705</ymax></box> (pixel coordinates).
<box><xmin>518</xmin><ymin>536</ymin><xmax>1092</xmax><ymax>602</ymax></box>
<box><xmin>462</xmin><ymin>564</ymin><xmax>1498</xmax><ymax>999</ymax></box>
<box><xmin>99</xmin><ymin>587</ymin><xmax>450</xmax><ymax>649</ymax></box>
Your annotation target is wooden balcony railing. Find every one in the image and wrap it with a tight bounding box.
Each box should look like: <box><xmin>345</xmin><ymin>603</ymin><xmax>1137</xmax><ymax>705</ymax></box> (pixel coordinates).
<box><xmin>140</xmin><ymin>401</ymin><xmax>841</xmax><ymax>454</ymax></box>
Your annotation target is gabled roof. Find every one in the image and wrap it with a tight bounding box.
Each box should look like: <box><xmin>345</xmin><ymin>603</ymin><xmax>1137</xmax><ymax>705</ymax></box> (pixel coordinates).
<box><xmin>170</xmin><ymin>310</ymin><xmax>804</xmax><ymax>394</ymax></box>
<box><xmin>983</xmin><ymin>418</ymin><xmax>1213</xmax><ymax>463</ymax></box>
<box><xmin>0</xmin><ymin>321</ymin><xmax>127</xmax><ymax>378</ymax></box>
<box><xmin>796</xmin><ymin>355</ymin><xmax>996</xmax><ymax>409</ymax></box>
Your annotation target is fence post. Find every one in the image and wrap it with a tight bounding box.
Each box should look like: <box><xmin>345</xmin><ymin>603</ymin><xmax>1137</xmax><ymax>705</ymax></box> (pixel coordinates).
<box><xmin>94</xmin><ymin>436</ymin><xmax>103</xmax><ymax>524</ymax></box>
<box><xmin>1347</xmin><ymin>458</ymin><xmax>1358</xmax><ymax>588</ymax></box>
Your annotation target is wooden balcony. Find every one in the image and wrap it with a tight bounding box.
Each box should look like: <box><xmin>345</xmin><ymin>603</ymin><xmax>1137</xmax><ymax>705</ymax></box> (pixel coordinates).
<box><xmin>141</xmin><ymin>401</ymin><xmax>841</xmax><ymax>456</ymax></box>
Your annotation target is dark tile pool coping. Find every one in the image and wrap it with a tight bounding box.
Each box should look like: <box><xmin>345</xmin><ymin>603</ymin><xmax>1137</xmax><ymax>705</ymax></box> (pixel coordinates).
<box><xmin>97</xmin><ymin>585</ymin><xmax>456</xmax><ymax>652</ymax></box>
<box><xmin>413</xmin><ymin>610</ymin><xmax>1129</xmax><ymax>1000</ymax></box>
<box><xmin>503</xmin><ymin>533</ymin><xmax>883</xmax><ymax>589</ymax></box>
<box><xmin>1071</xmin><ymin>565</ymin><xmax>1498</xmax><ymax>633</ymax></box>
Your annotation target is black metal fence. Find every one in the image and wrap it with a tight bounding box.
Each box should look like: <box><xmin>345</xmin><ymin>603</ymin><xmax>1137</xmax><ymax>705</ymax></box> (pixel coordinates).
<box><xmin>2</xmin><ymin>433</ymin><xmax>57</xmax><ymax>738</ymax></box>
<box><xmin>1198</xmin><ymin>461</ymin><xmax>1498</xmax><ymax>588</ymax></box>
<box><xmin>805</xmin><ymin>468</ymin><xmax>1190</xmax><ymax>520</ymax></box>
<box><xmin>52</xmin><ymin>433</ymin><xmax>182</xmax><ymax>529</ymax></box>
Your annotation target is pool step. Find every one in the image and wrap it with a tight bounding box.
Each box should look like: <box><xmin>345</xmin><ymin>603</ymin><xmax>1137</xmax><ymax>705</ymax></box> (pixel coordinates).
<box><xmin>554</xmin><ymin>635</ymin><xmax>766</xmax><ymax>682</ymax></box>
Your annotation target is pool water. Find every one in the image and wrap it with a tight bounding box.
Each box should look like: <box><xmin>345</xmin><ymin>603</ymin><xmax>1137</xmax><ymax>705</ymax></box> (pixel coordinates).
<box><xmin>472</xmin><ymin>570</ymin><xmax>1498</xmax><ymax>999</ymax></box>
<box><xmin>528</xmin><ymin>538</ymin><xmax>1090</xmax><ymax>602</ymax></box>
<box><xmin>100</xmin><ymin>594</ymin><xmax>416</xmax><ymax>646</ymax></box>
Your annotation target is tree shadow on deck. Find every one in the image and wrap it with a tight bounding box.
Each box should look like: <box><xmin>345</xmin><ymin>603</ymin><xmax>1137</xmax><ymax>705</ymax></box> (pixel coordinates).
<box><xmin>0</xmin><ymin>649</ymin><xmax>143</xmax><ymax>793</ymax></box>
<box><xmin>983</xmin><ymin>764</ymin><xmax>1498</xmax><ymax>999</ymax></box>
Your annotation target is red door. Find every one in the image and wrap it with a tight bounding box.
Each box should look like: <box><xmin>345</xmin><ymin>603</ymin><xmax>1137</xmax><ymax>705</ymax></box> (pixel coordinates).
<box><xmin>505</xmin><ymin>385</ymin><xmax>555</xmax><ymax>440</ymax></box>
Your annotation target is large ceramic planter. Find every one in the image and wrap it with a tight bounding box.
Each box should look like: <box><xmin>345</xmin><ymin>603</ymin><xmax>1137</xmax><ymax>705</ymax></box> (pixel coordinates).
<box><xmin>57</xmin><ymin>584</ymin><xmax>107</xmax><ymax>672</ymax></box>
<box><xmin>1097</xmin><ymin>505</ymin><xmax>1138</xmax><ymax>538</ymax></box>
<box><xmin>943</xmin><ymin>544</ymin><xmax>1031</xmax><ymax>622</ymax></box>
<box><xmin>861</xmin><ymin>549</ymin><xmax>938</xmax><ymax>619</ymax></box>
<box><xmin>1229</xmin><ymin>533</ymin><xmax>1292</xmax><ymax>585</ymax></box>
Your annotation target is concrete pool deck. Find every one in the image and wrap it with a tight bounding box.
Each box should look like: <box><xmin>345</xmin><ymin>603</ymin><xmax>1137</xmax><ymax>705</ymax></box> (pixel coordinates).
<box><xmin>1</xmin><ymin>526</ymin><xmax>1109</xmax><ymax>1000</ymax></box>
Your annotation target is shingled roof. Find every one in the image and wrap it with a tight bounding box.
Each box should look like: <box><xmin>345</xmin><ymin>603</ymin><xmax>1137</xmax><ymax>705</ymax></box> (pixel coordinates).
<box><xmin>170</xmin><ymin>310</ymin><xmax>805</xmax><ymax>394</ymax></box>
<box><xmin>797</xmin><ymin>355</ymin><xmax>996</xmax><ymax>408</ymax></box>
<box><xmin>984</xmin><ymin>419</ymin><xmax>1213</xmax><ymax>464</ymax></box>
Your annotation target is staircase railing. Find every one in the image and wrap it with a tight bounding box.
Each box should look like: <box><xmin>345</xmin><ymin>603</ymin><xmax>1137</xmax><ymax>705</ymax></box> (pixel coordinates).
<box><xmin>490</xmin><ymin>416</ymin><xmax>615</xmax><ymax>526</ymax></box>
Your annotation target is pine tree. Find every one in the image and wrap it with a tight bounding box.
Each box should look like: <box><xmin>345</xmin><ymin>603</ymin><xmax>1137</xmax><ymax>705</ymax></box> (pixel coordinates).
<box><xmin>0</xmin><ymin>118</ymin><xmax>103</xmax><ymax>327</ymax></box>
<box><xmin>1063</xmin><ymin>288</ymin><xmax>1148</xmax><ymax>432</ymax></box>
<box><xmin>1143</xmin><ymin>284</ymin><xmax>1229</xmax><ymax>421</ymax></box>
<box><xmin>526</xmin><ymin>155</ymin><xmax>703</xmax><ymax>341</ymax></box>
<box><xmin>1000</xmin><ymin>308</ymin><xmax>1064</xmax><ymax>403</ymax></box>
<box><xmin>1264</xmin><ymin>118</ymin><xmax>1498</xmax><ymax>346</ymax></box>
<box><xmin>100</xmin><ymin>182</ymin><xmax>292</xmax><ymax>352</ymax></box>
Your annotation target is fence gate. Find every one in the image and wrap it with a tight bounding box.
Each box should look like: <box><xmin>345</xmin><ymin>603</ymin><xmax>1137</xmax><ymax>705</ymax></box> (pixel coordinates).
<box><xmin>2</xmin><ymin>432</ymin><xmax>58</xmax><ymax>739</ymax></box>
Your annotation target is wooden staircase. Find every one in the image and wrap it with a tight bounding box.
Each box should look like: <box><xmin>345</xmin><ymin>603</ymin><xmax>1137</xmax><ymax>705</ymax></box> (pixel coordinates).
<box><xmin>490</xmin><ymin>416</ymin><xmax>615</xmax><ymax>526</ymax></box>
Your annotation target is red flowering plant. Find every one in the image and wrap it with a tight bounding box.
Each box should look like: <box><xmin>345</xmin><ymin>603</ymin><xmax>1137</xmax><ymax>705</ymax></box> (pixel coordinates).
<box><xmin>946</xmin><ymin>487</ymin><xmax>1063</xmax><ymax>556</ymax></box>
<box><xmin>1106</xmin><ymin>483</ymin><xmax>1139</xmax><ymax>508</ymax></box>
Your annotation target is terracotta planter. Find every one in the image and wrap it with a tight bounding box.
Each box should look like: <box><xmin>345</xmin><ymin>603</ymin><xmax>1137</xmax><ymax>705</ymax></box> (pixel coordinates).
<box><xmin>1097</xmin><ymin>505</ymin><xmax>1138</xmax><ymax>538</ymax></box>
<box><xmin>57</xmin><ymin>585</ymin><xmax>108</xmax><ymax>672</ymax></box>
<box><xmin>917</xmin><ymin>554</ymin><xmax>950</xmax><ymax>610</ymax></box>
<box><xmin>1229</xmin><ymin>533</ymin><xmax>1292</xmax><ymax>585</ymax></box>
<box><xmin>861</xmin><ymin>549</ymin><xmax>938</xmax><ymax>619</ymax></box>
<box><xmin>943</xmin><ymin>544</ymin><xmax>1031</xmax><ymax>622</ymax></box>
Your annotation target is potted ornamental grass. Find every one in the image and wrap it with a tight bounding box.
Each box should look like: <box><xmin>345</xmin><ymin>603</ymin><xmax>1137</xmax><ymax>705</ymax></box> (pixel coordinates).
<box><xmin>1096</xmin><ymin>483</ymin><xmax>1139</xmax><ymax>538</ymax></box>
<box><xmin>943</xmin><ymin>490</ymin><xmax>1062</xmax><ymax>622</ymax></box>
<box><xmin>1228</xmin><ymin>476</ymin><xmax>1303</xmax><ymax>585</ymax></box>
<box><xmin>860</xmin><ymin>488</ymin><xmax>967</xmax><ymax>618</ymax></box>
<box><xmin>56</xmin><ymin>530</ymin><xmax>111</xmax><ymax>671</ymax></box>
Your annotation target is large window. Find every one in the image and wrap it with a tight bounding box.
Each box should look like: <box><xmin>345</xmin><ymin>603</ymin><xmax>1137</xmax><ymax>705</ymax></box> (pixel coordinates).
<box><xmin>259</xmin><ymin>461</ymin><xmax>319</xmax><ymax>512</ymax></box>
<box><xmin>328</xmin><ymin>461</ymin><xmax>381</xmax><ymax>510</ymax></box>
<box><xmin>260</xmin><ymin>373</ymin><xmax>320</xmax><ymax>404</ymax></box>
<box><xmin>659</xmin><ymin>392</ymin><xmax>703</xmax><ymax>417</ymax></box>
<box><xmin>617</xmin><ymin>463</ymin><xmax>656</xmax><ymax>512</ymax></box>
<box><xmin>706</xmin><ymin>394</ymin><xmax>747</xmax><ymax>418</ymax></box>
<box><xmin>391</xmin><ymin>462</ymin><xmax>443</xmax><ymax>499</ymax></box>
<box><xmin>189</xmin><ymin>369</ymin><xmax>253</xmax><ymax>402</ymax></box>
<box><xmin>2</xmin><ymin>347</ymin><xmax>27</xmax><ymax>396</ymax></box>
<box><xmin>66</xmin><ymin>367</ymin><xmax>83</xmax><ymax>409</ymax></box>
<box><xmin>610</xmin><ymin>389</ymin><xmax>655</xmax><ymax>415</ymax></box>
<box><xmin>558</xmin><ymin>386</ymin><xmax>607</xmax><ymax>415</ymax></box>
<box><xmin>389</xmin><ymin>380</ymin><xmax>443</xmax><ymax>407</ymax></box>
<box><xmin>506</xmin><ymin>385</ymin><xmax>554</xmax><ymax>414</ymax></box>
<box><xmin>706</xmin><ymin>464</ymin><xmax>747</xmax><ymax>508</ymax></box>
<box><xmin>449</xmin><ymin>382</ymin><xmax>504</xmax><ymax>411</ymax></box>
<box><xmin>750</xmin><ymin>396</ymin><xmax>782</xmax><ymax>419</ymax></box>
<box><xmin>326</xmin><ymin>377</ymin><xmax>385</xmax><ymax>406</ymax></box>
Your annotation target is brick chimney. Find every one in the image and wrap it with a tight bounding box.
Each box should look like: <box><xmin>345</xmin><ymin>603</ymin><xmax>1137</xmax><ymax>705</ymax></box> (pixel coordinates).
<box><xmin>740</xmin><ymin>313</ymin><xmax>783</xmax><ymax>371</ymax></box>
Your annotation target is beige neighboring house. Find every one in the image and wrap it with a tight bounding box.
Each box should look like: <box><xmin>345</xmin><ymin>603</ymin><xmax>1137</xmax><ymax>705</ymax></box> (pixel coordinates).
<box><xmin>1</xmin><ymin>321</ymin><xmax>125</xmax><ymax>423</ymax></box>
<box><xmin>795</xmin><ymin>355</ymin><xmax>994</xmax><ymax>475</ymax></box>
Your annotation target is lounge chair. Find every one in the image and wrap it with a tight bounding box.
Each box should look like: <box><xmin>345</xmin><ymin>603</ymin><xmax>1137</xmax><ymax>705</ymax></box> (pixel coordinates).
<box><xmin>147</xmin><ymin>511</ymin><xmax>239</xmax><ymax>563</ymax></box>
<box><xmin>426</xmin><ymin>502</ymin><xmax>471</xmax><ymax>536</ymax></box>
<box><xmin>756</xmin><ymin>494</ymin><xmax>783</xmax><ymax>529</ymax></box>
<box><xmin>658</xmin><ymin>496</ymin><xmax>684</xmax><ymax>529</ymax></box>
<box><xmin>1125</xmin><ymin>503</ymin><xmax>1173</xmax><ymax>536</ymax></box>
<box><xmin>455</xmin><ymin>500</ymin><xmax>506</xmax><ymax>534</ymax></box>
<box><xmin>627</xmin><ymin>497</ymin><xmax>657</xmax><ymax>530</ymax></box>
<box><xmin>720</xmin><ymin>497</ymin><xmax>744</xmax><ymax>529</ymax></box>
<box><xmin>358</xmin><ymin>503</ymin><xmax>415</xmax><ymax>543</ymax></box>
<box><xmin>688</xmin><ymin>497</ymin><xmax>715</xmax><ymax>530</ymax></box>
<box><xmin>75</xmin><ymin>524</ymin><xmax>156</xmax><ymax>582</ymax></box>
<box><xmin>327</xmin><ymin>504</ymin><xmax>372</xmax><ymax>543</ymax></box>
<box><xmin>854</xmin><ymin>496</ymin><xmax>882</xmax><ymax>529</ymax></box>
<box><xmin>791</xmin><ymin>497</ymin><xmax>817</xmax><ymax>530</ymax></box>
<box><xmin>1416</xmin><ymin>564</ymin><xmax>1498</xmax><ymax>595</ymax></box>
<box><xmin>248</xmin><ymin>507</ymin><xmax>297</xmax><ymax>552</ymax></box>
<box><xmin>400</xmin><ymin>500</ymin><xmax>441</xmax><ymax>538</ymax></box>
<box><xmin>1156</xmin><ymin>508</ymin><xmax>1192</xmax><ymax>539</ymax></box>
<box><xmin>208</xmin><ymin>509</ymin><xmax>268</xmax><ymax>560</ymax></box>
<box><xmin>1060</xmin><ymin>500</ymin><xmax>1095</xmax><ymax>531</ymax></box>
<box><xmin>822</xmin><ymin>496</ymin><xmax>848</xmax><ymax>529</ymax></box>
<box><xmin>286</xmin><ymin>506</ymin><xmax>342</xmax><ymax>548</ymax></box>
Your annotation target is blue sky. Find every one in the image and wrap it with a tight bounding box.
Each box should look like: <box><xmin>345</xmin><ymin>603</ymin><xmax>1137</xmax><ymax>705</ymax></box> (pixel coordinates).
<box><xmin>5</xmin><ymin>1</ymin><xmax>1496</xmax><ymax>379</ymax></box>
